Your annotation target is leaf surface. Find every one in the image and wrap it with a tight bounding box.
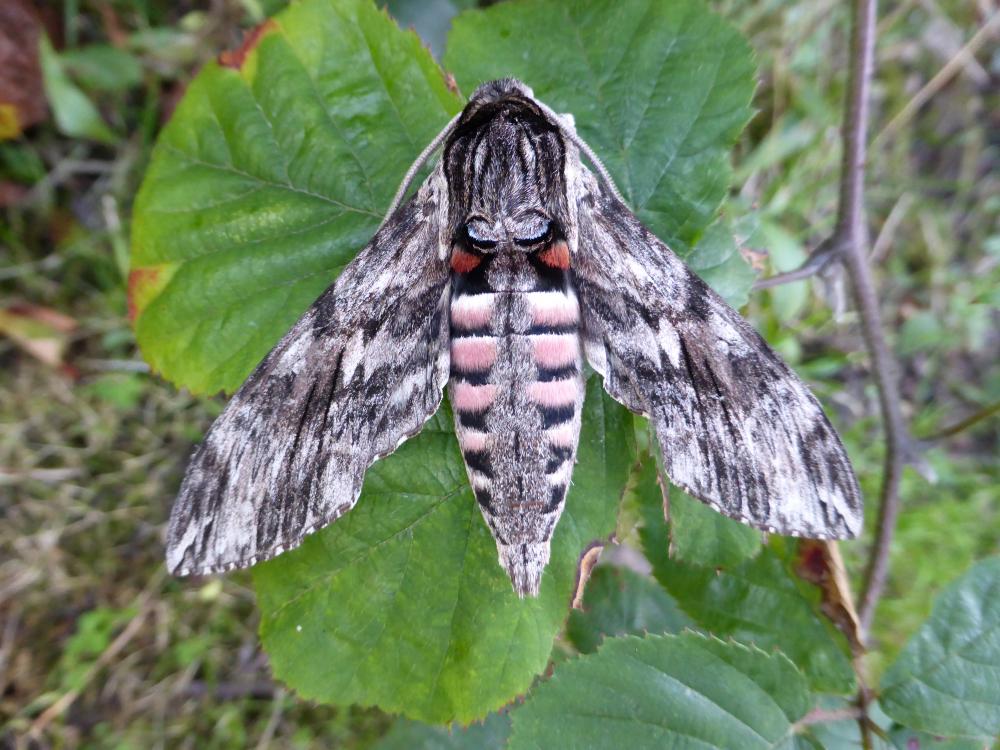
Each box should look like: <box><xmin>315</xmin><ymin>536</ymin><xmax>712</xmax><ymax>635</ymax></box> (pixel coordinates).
<box><xmin>132</xmin><ymin>0</ymin><xmax>759</xmax><ymax>723</ymax></box>
<box><xmin>666</xmin><ymin>485</ymin><xmax>762</xmax><ymax>569</ymax></box>
<box><xmin>565</xmin><ymin>564</ymin><xmax>692</xmax><ymax>654</ymax></box>
<box><xmin>880</xmin><ymin>557</ymin><xmax>1000</xmax><ymax>740</ymax></box>
<box><xmin>131</xmin><ymin>0</ymin><xmax>460</xmax><ymax>394</ymax></box>
<box><xmin>509</xmin><ymin>633</ymin><xmax>810</xmax><ymax>750</ymax></box>
<box><xmin>637</xmin><ymin>461</ymin><xmax>855</xmax><ymax>694</ymax></box>
<box><xmin>375</xmin><ymin>712</ymin><xmax>510</xmax><ymax>750</ymax></box>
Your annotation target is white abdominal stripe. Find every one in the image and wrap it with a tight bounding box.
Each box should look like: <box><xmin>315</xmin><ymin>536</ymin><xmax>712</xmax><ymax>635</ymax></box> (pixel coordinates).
<box><xmin>525</xmin><ymin>289</ymin><xmax>580</xmax><ymax>329</ymax></box>
<box><xmin>450</xmin><ymin>291</ymin><xmax>495</xmax><ymax>333</ymax></box>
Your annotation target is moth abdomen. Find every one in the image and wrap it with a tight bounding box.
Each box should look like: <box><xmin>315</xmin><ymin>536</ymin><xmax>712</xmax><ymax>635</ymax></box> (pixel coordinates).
<box><xmin>448</xmin><ymin>249</ymin><xmax>585</xmax><ymax>596</ymax></box>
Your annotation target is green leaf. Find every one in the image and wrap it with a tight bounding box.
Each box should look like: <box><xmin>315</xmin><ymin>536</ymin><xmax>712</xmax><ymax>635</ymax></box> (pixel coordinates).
<box><xmin>445</xmin><ymin>0</ymin><xmax>756</xmax><ymax>258</ymax></box>
<box><xmin>666</xmin><ymin>486</ymin><xmax>762</xmax><ymax>569</ymax></box>
<box><xmin>654</xmin><ymin>544</ymin><xmax>856</xmax><ymax>695</ymax></box>
<box><xmin>758</xmin><ymin>221</ymin><xmax>809</xmax><ymax>322</ymax></box>
<box><xmin>565</xmin><ymin>564</ymin><xmax>692</xmax><ymax>654</ymax></box>
<box><xmin>61</xmin><ymin>45</ymin><xmax>144</xmax><ymax>92</ymax></box>
<box><xmin>774</xmin><ymin>735</ymin><xmax>825</xmax><ymax>750</ymax></box>
<box><xmin>38</xmin><ymin>35</ymin><xmax>117</xmax><ymax>144</ymax></box>
<box><xmin>687</xmin><ymin>219</ymin><xmax>757</xmax><ymax>308</ymax></box>
<box><xmin>509</xmin><ymin>633</ymin><xmax>810</xmax><ymax>750</ymax></box>
<box><xmin>698</xmin><ymin>247</ymin><xmax>757</xmax><ymax>309</ymax></box>
<box><xmin>880</xmin><ymin>557</ymin><xmax>1000</xmax><ymax>740</ymax></box>
<box><xmin>633</xmin><ymin>454</ymin><xmax>760</xmax><ymax>576</ymax></box>
<box><xmin>375</xmin><ymin>712</ymin><xmax>510</xmax><ymax>750</ymax></box>
<box><xmin>131</xmin><ymin>0</ymin><xmax>461</xmax><ymax>394</ymax></box>
<box><xmin>254</xmin><ymin>379</ymin><xmax>635</xmax><ymax>724</ymax></box>
<box><xmin>637</xmin><ymin>469</ymin><xmax>855</xmax><ymax>694</ymax></box>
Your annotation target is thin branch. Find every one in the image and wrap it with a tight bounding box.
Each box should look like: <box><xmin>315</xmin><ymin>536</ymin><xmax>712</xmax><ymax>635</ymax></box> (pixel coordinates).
<box><xmin>183</xmin><ymin>680</ymin><xmax>277</xmax><ymax>701</ymax></box>
<box><xmin>756</xmin><ymin>0</ymin><xmax>909</xmax><ymax>640</ymax></box>
<box><xmin>919</xmin><ymin>399</ymin><xmax>1000</xmax><ymax>442</ymax></box>
<box><xmin>752</xmin><ymin>237</ymin><xmax>846</xmax><ymax>290</ymax></box>
<box><xmin>857</xmin><ymin>684</ymin><xmax>876</xmax><ymax>750</ymax></box>
<box><xmin>841</xmin><ymin>0</ymin><xmax>909</xmax><ymax>640</ymax></box>
<box><xmin>758</xmin><ymin>0</ymin><xmax>908</xmax><ymax>738</ymax></box>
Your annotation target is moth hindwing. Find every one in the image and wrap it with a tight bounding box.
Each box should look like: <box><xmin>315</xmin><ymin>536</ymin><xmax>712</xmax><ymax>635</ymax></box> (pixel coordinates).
<box><xmin>166</xmin><ymin>77</ymin><xmax>862</xmax><ymax>597</ymax></box>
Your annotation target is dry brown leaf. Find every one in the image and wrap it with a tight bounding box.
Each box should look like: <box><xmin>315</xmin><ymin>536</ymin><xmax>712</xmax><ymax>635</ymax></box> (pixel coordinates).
<box><xmin>0</xmin><ymin>303</ymin><xmax>78</xmax><ymax>369</ymax></box>
<box><xmin>0</xmin><ymin>0</ymin><xmax>47</xmax><ymax>140</ymax></box>
<box><xmin>739</xmin><ymin>245</ymin><xmax>769</xmax><ymax>273</ymax></box>
<box><xmin>572</xmin><ymin>542</ymin><xmax>604</xmax><ymax>610</ymax></box>
<box><xmin>796</xmin><ymin>539</ymin><xmax>865</xmax><ymax>656</ymax></box>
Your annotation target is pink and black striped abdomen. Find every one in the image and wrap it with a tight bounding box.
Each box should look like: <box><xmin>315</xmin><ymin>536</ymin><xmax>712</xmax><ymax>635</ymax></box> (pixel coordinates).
<box><xmin>448</xmin><ymin>243</ymin><xmax>584</xmax><ymax>596</ymax></box>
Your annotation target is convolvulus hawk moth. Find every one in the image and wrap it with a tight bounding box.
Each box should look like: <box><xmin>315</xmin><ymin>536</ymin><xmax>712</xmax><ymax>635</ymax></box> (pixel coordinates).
<box><xmin>166</xmin><ymin>79</ymin><xmax>862</xmax><ymax>597</ymax></box>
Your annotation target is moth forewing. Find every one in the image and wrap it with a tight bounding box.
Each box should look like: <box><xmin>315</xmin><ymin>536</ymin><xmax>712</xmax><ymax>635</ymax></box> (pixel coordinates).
<box><xmin>165</xmin><ymin>164</ymin><xmax>452</xmax><ymax>577</ymax></box>
<box><xmin>568</xmin><ymin>163</ymin><xmax>863</xmax><ymax>540</ymax></box>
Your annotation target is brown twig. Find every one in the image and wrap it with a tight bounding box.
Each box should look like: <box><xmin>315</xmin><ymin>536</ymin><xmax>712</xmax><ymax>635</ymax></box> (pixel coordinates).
<box><xmin>183</xmin><ymin>680</ymin><xmax>278</xmax><ymax>701</ymax></box>
<box><xmin>751</xmin><ymin>236</ymin><xmax>846</xmax><ymax>290</ymax></box>
<box><xmin>838</xmin><ymin>0</ymin><xmax>911</xmax><ymax>642</ymax></box>
<box><xmin>830</xmin><ymin>0</ymin><xmax>916</xmax><ymax>742</ymax></box>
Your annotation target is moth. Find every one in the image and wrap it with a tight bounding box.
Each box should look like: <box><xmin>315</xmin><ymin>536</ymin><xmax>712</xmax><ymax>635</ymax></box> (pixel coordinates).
<box><xmin>167</xmin><ymin>78</ymin><xmax>862</xmax><ymax>597</ymax></box>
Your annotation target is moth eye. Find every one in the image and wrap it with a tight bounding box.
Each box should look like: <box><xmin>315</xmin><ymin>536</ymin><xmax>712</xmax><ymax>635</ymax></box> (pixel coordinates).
<box><xmin>514</xmin><ymin>220</ymin><xmax>553</xmax><ymax>248</ymax></box>
<box><xmin>465</xmin><ymin>222</ymin><xmax>498</xmax><ymax>251</ymax></box>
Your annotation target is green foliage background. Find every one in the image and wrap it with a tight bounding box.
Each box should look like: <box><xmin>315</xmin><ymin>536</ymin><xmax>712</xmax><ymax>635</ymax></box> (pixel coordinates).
<box><xmin>2</xmin><ymin>0</ymin><xmax>998</xmax><ymax>746</ymax></box>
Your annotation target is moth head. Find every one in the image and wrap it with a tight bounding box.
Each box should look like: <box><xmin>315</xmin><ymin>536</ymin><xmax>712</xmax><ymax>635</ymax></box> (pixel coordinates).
<box><xmin>444</xmin><ymin>84</ymin><xmax>571</xmax><ymax>258</ymax></box>
<box><xmin>465</xmin><ymin>78</ymin><xmax>535</xmax><ymax>109</ymax></box>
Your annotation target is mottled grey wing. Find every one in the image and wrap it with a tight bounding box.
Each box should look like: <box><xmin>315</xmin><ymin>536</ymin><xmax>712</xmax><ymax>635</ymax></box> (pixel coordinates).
<box><xmin>166</xmin><ymin>168</ymin><xmax>451</xmax><ymax>576</ymax></box>
<box><xmin>572</xmin><ymin>169</ymin><xmax>862</xmax><ymax>539</ymax></box>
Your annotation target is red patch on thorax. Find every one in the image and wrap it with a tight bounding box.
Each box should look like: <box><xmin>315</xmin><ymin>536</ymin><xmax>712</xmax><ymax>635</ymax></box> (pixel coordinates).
<box><xmin>218</xmin><ymin>19</ymin><xmax>277</xmax><ymax>70</ymax></box>
<box><xmin>537</xmin><ymin>241</ymin><xmax>570</xmax><ymax>269</ymax></box>
<box><xmin>450</xmin><ymin>247</ymin><xmax>482</xmax><ymax>274</ymax></box>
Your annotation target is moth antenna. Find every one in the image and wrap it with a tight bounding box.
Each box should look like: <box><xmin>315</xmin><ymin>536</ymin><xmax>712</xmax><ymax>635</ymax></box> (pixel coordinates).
<box><xmin>533</xmin><ymin>99</ymin><xmax>627</xmax><ymax>207</ymax></box>
<box><xmin>381</xmin><ymin>112</ymin><xmax>463</xmax><ymax>227</ymax></box>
